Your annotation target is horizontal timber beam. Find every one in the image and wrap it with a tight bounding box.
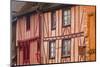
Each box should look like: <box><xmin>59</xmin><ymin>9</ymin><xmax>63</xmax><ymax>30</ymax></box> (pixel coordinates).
<box><xmin>43</xmin><ymin>32</ymin><xmax>84</xmax><ymax>41</ymax></box>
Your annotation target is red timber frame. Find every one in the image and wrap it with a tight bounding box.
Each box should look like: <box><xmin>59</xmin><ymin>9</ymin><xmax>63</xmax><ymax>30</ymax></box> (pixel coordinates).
<box><xmin>18</xmin><ymin>41</ymin><xmax>30</xmax><ymax>64</ymax></box>
<box><xmin>17</xmin><ymin>13</ymin><xmax>41</xmax><ymax>65</ymax></box>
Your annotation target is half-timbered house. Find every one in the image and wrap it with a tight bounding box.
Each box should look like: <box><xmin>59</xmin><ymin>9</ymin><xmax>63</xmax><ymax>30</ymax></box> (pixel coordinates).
<box><xmin>12</xmin><ymin>1</ymin><xmax>96</xmax><ymax>66</ymax></box>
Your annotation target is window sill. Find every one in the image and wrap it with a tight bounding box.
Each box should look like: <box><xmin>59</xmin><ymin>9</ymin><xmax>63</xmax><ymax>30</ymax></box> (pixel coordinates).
<box><xmin>62</xmin><ymin>24</ymin><xmax>71</xmax><ymax>28</ymax></box>
<box><xmin>49</xmin><ymin>57</ymin><xmax>55</xmax><ymax>59</ymax></box>
<box><xmin>61</xmin><ymin>56</ymin><xmax>70</xmax><ymax>58</ymax></box>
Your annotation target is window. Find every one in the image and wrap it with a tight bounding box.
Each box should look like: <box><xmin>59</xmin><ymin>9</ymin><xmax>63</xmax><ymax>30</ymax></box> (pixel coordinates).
<box><xmin>51</xmin><ymin>11</ymin><xmax>56</xmax><ymax>30</ymax></box>
<box><xmin>62</xmin><ymin>8</ymin><xmax>71</xmax><ymax>27</ymax></box>
<box><xmin>49</xmin><ymin>40</ymin><xmax>56</xmax><ymax>59</ymax></box>
<box><xmin>62</xmin><ymin>39</ymin><xmax>71</xmax><ymax>57</ymax></box>
<box><xmin>26</xmin><ymin>15</ymin><xmax>30</xmax><ymax>30</ymax></box>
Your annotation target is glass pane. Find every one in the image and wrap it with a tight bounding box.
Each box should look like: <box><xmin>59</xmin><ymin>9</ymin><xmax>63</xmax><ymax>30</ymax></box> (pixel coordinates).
<box><xmin>50</xmin><ymin>41</ymin><xmax>55</xmax><ymax>58</ymax></box>
<box><xmin>51</xmin><ymin>48</ymin><xmax>55</xmax><ymax>57</ymax></box>
<box><xmin>63</xmin><ymin>51</ymin><xmax>66</xmax><ymax>56</ymax></box>
<box><xmin>64</xmin><ymin>47</ymin><xmax>67</xmax><ymax>51</ymax></box>
<box><xmin>64</xmin><ymin>10</ymin><xmax>68</xmax><ymax>16</ymax></box>
<box><xmin>63</xmin><ymin>9</ymin><xmax>71</xmax><ymax>26</ymax></box>
<box><xmin>51</xmin><ymin>48</ymin><xmax>53</xmax><ymax>52</ymax></box>
<box><xmin>52</xmin><ymin>11</ymin><xmax>56</xmax><ymax>29</ymax></box>
<box><xmin>67</xmin><ymin>16</ymin><xmax>70</xmax><ymax>25</ymax></box>
<box><xmin>53</xmin><ymin>22</ymin><xmax>56</xmax><ymax>28</ymax></box>
<box><xmin>64</xmin><ymin>21</ymin><xmax>68</xmax><ymax>26</ymax></box>
<box><xmin>51</xmin><ymin>52</ymin><xmax>54</xmax><ymax>57</ymax></box>
<box><xmin>67</xmin><ymin>40</ymin><xmax>71</xmax><ymax>56</ymax></box>
<box><xmin>67</xmin><ymin>10</ymin><xmax>70</xmax><ymax>15</ymax></box>
<box><xmin>64</xmin><ymin>40</ymin><xmax>68</xmax><ymax>46</ymax></box>
<box><xmin>67</xmin><ymin>40</ymin><xmax>70</xmax><ymax>50</ymax></box>
<box><xmin>62</xmin><ymin>39</ymin><xmax>71</xmax><ymax>56</ymax></box>
<box><xmin>64</xmin><ymin>16</ymin><xmax>67</xmax><ymax>20</ymax></box>
<box><xmin>63</xmin><ymin>40</ymin><xmax>67</xmax><ymax>56</ymax></box>
<box><xmin>64</xmin><ymin>16</ymin><xmax>69</xmax><ymax>26</ymax></box>
<box><xmin>51</xmin><ymin>42</ymin><xmax>54</xmax><ymax>47</ymax></box>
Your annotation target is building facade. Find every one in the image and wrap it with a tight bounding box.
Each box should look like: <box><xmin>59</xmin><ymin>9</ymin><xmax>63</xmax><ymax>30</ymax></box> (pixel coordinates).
<box><xmin>15</xmin><ymin>4</ymin><xmax>96</xmax><ymax>65</ymax></box>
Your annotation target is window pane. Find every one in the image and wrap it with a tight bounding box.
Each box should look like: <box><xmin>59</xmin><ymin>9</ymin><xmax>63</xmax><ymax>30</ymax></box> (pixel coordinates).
<box><xmin>51</xmin><ymin>43</ymin><xmax>54</xmax><ymax>47</ymax></box>
<box><xmin>51</xmin><ymin>47</ymin><xmax>54</xmax><ymax>52</ymax></box>
<box><xmin>67</xmin><ymin>40</ymin><xmax>71</xmax><ymax>50</ymax></box>
<box><xmin>62</xmin><ymin>39</ymin><xmax>71</xmax><ymax>57</ymax></box>
<box><xmin>67</xmin><ymin>40</ymin><xmax>71</xmax><ymax>56</ymax></box>
<box><xmin>64</xmin><ymin>21</ymin><xmax>68</xmax><ymax>26</ymax></box>
<box><xmin>67</xmin><ymin>16</ymin><xmax>70</xmax><ymax>25</ymax></box>
<box><xmin>64</xmin><ymin>16</ymin><xmax>68</xmax><ymax>21</ymax></box>
<box><xmin>51</xmin><ymin>47</ymin><xmax>55</xmax><ymax>57</ymax></box>
<box><xmin>64</xmin><ymin>22</ymin><xmax>67</xmax><ymax>26</ymax></box>
<box><xmin>63</xmin><ymin>9</ymin><xmax>71</xmax><ymax>26</ymax></box>
<box><xmin>49</xmin><ymin>41</ymin><xmax>55</xmax><ymax>58</ymax></box>
<box><xmin>64</xmin><ymin>10</ymin><xmax>68</xmax><ymax>16</ymax></box>
<box><xmin>64</xmin><ymin>40</ymin><xmax>68</xmax><ymax>56</ymax></box>
<box><xmin>51</xmin><ymin>52</ymin><xmax>54</xmax><ymax>57</ymax></box>
<box><xmin>67</xmin><ymin>10</ymin><xmax>70</xmax><ymax>15</ymax></box>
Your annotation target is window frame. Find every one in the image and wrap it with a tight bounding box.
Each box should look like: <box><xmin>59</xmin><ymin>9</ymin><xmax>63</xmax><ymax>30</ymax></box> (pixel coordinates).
<box><xmin>49</xmin><ymin>40</ymin><xmax>56</xmax><ymax>59</ymax></box>
<box><xmin>51</xmin><ymin>10</ymin><xmax>56</xmax><ymax>30</ymax></box>
<box><xmin>61</xmin><ymin>38</ymin><xmax>71</xmax><ymax>58</ymax></box>
<box><xmin>62</xmin><ymin>8</ymin><xmax>71</xmax><ymax>27</ymax></box>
